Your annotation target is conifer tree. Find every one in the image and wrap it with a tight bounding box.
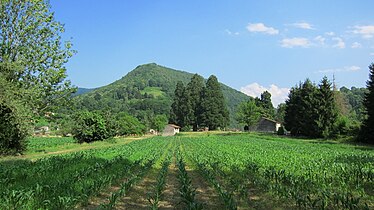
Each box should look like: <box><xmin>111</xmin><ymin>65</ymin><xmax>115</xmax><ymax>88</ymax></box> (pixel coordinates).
<box><xmin>285</xmin><ymin>80</ymin><xmax>320</xmax><ymax>137</ymax></box>
<box><xmin>317</xmin><ymin>76</ymin><xmax>338</xmax><ymax>138</ymax></box>
<box><xmin>359</xmin><ymin>64</ymin><xmax>374</xmax><ymax>144</ymax></box>
<box><xmin>169</xmin><ymin>81</ymin><xmax>191</xmax><ymax>128</ymax></box>
<box><xmin>200</xmin><ymin>75</ymin><xmax>229</xmax><ymax>130</ymax></box>
<box><xmin>284</xmin><ymin>84</ymin><xmax>302</xmax><ymax>135</ymax></box>
<box><xmin>186</xmin><ymin>74</ymin><xmax>205</xmax><ymax>131</ymax></box>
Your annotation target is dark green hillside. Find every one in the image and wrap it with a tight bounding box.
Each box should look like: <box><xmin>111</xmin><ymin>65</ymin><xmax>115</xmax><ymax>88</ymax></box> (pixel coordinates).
<box><xmin>73</xmin><ymin>87</ymin><xmax>95</xmax><ymax>96</ymax></box>
<box><xmin>74</xmin><ymin>63</ymin><xmax>250</xmax><ymax>127</ymax></box>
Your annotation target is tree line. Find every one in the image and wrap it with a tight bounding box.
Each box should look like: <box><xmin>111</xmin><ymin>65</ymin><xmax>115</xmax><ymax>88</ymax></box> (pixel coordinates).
<box><xmin>169</xmin><ymin>74</ymin><xmax>229</xmax><ymax>131</ymax></box>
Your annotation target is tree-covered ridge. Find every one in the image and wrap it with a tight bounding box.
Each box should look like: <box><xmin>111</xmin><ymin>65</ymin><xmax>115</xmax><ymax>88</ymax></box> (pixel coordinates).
<box><xmin>74</xmin><ymin>63</ymin><xmax>250</xmax><ymax>127</ymax></box>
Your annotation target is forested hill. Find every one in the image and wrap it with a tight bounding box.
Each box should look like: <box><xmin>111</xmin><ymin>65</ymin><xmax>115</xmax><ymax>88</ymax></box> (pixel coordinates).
<box><xmin>74</xmin><ymin>63</ymin><xmax>250</xmax><ymax>127</ymax></box>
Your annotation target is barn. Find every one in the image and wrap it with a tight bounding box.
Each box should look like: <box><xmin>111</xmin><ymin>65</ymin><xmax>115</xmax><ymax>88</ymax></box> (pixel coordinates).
<box><xmin>162</xmin><ymin>124</ymin><xmax>181</xmax><ymax>136</ymax></box>
<box><xmin>247</xmin><ymin>117</ymin><xmax>281</xmax><ymax>133</ymax></box>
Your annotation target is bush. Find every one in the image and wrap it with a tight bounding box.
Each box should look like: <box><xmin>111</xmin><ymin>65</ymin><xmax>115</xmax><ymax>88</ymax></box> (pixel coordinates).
<box><xmin>277</xmin><ymin>126</ymin><xmax>286</xmax><ymax>135</ymax></box>
<box><xmin>116</xmin><ymin>113</ymin><xmax>145</xmax><ymax>136</ymax></box>
<box><xmin>72</xmin><ymin>111</ymin><xmax>111</xmax><ymax>143</ymax></box>
<box><xmin>0</xmin><ymin>99</ymin><xmax>31</xmax><ymax>155</ymax></box>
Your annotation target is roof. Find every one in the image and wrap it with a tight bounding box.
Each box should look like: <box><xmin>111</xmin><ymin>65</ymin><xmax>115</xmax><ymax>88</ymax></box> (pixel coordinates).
<box><xmin>260</xmin><ymin>117</ymin><xmax>281</xmax><ymax>124</ymax></box>
<box><xmin>168</xmin><ymin>124</ymin><xmax>181</xmax><ymax>129</ymax></box>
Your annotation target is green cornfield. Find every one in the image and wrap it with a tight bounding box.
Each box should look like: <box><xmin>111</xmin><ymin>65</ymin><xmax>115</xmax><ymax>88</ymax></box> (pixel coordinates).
<box><xmin>0</xmin><ymin>133</ymin><xmax>373</xmax><ymax>209</ymax></box>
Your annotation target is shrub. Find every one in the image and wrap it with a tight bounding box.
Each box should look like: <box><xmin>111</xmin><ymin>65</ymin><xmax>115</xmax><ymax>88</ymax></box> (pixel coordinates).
<box><xmin>277</xmin><ymin>126</ymin><xmax>286</xmax><ymax>135</ymax></box>
<box><xmin>72</xmin><ymin>111</ymin><xmax>111</xmax><ymax>143</ymax></box>
<box><xmin>0</xmin><ymin>99</ymin><xmax>31</xmax><ymax>155</ymax></box>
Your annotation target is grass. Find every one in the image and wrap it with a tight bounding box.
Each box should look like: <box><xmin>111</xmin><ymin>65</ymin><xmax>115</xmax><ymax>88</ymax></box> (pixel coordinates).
<box><xmin>140</xmin><ymin>87</ymin><xmax>165</xmax><ymax>97</ymax></box>
<box><xmin>0</xmin><ymin>135</ymin><xmax>149</xmax><ymax>162</ymax></box>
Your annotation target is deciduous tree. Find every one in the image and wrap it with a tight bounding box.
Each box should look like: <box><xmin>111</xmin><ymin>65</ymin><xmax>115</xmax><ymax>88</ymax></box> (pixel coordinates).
<box><xmin>236</xmin><ymin>99</ymin><xmax>261</xmax><ymax>130</ymax></box>
<box><xmin>0</xmin><ymin>0</ymin><xmax>76</xmax><ymax>114</ymax></box>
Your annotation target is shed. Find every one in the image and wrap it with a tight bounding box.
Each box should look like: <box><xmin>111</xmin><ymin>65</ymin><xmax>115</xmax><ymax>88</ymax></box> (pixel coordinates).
<box><xmin>162</xmin><ymin>124</ymin><xmax>181</xmax><ymax>136</ymax></box>
<box><xmin>248</xmin><ymin>117</ymin><xmax>281</xmax><ymax>133</ymax></box>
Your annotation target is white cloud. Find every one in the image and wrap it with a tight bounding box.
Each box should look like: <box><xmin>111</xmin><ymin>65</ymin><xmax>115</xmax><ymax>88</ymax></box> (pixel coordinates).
<box><xmin>353</xmin><ymin>25</ymin><xmax>374</xmax><ymax>38</ymax></box>
<box><xmin>317</xmin><ymin>65</ymin><xmax>361</xmax><ymax>73</ymax></box>
<box><xmin>280</xmin><ymin>37</ymin><xmax>311</xmax><ymax>48</ymax></box>
<box><xmin>240</xmin><ymin>83</ymin><xmax>290</xmax><ymax>106</ymax></box>
<box><xmin>351</xmin><ymin>42</ymin><xmax>362</xmax><ymax>48</ymax></box>
<box><xmin>370</xmin><ymin>52</ymin><xmax>374</xmax><ymax>56</ymax></box>
<box><xmin>325</xmin><ymin>32</ymin><xmax>335</xmax><ymax>36</ymax></box>
<box><xmin>225</xmin><ymin>29</ymin><xmax>239</xmax><ymax>36</ymax></box>
<box><xmin>314</xmin><ymin>35</ymin><xmax>326</xmax><ymax>45</ymax></box>
<box><xmin>247</xmin><ymin>23</ymin><xmax>279</xmax><ymax>35</ymax></box>
<box><xmin>291</xmin><ymin>22</ymin><xmax>315</xmax><ymax>30</ymax></box>
<box><xmin>332</xmin><ymin>37</ymin><xmax>345</xmax><ymax>49</ymax></box>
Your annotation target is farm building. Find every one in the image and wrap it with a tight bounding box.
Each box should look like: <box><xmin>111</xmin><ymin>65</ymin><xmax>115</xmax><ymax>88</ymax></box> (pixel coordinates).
<box><xmin>162</xmin><ymin>124</ymin><xmax>181</xmax><ymax>136</ymax></box>
<box><xmin>247</xmin><ymin>117</ymin><xmax>281</xmax><ymax>133</ymax></box>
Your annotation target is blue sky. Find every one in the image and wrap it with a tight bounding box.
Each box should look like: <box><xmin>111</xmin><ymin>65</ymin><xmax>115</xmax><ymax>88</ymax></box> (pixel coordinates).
<box><xmin>51</xmin><ymin>0</ymin><xmax>374</xmax><ymax>105</ymax></box>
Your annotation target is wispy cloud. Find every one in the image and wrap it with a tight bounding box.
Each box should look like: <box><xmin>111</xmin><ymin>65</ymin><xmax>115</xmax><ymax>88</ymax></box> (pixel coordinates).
<box><xmin>240</xmin><ymin>83</ymin><xmax>289</xmax><ymax>106</ymax></box>
<box><xmin>280</xmin><ymin>37</ymin><xmax>311</xmax><ymax>48</ymax></box>
<box><xmin>332</xmin><ymin>37</ymin><xmax>345</xmax><ymax>49</ymax></box>
<box><xmin>325</xmin><ymin>32</ymin><xmax>335</xmax><ymax>36</ymax></box>
<box><xmin>351</xmin><ymin>42</ymin><xmax>362</xmax><ymax>48</ymax></box>
<box><xmin>225</xmin><ymin>29</ymin><xmax>239</xmax><ymax>36</ymax></box>
<box><xmin>314</xmin><ymin>35</ymin><xmax>326</xmax><ymax>45</ymax></box>
<box><xmin>370</xmin><ymin>52</ymin><xmax>374</xmax><ymax>56</ymax></box>
<box><xmin>317</xmin><ymin>66</ymin><xmax>361</xmax><ymax>73</ymax></box>
<box><xmin>247</xmin><ymin>23</ymin><xmax>279</xmax><ymax>35</ymax></box>
<box><xmin>353</xmin><ymin>25</ymin><xmax>374</xmax><ymax>38</ymax></box>
<box><xmin>290</xmin><ymin>22</ymin><xmax>315</xmax><ymax>30</ymax></box>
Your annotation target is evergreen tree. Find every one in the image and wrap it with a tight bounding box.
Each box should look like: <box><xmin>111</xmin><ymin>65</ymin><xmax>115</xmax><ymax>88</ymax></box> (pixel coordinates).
<box><xmin>359</xmin><ymin>64</ymin><xmax>374</xmax><ymax>144</ymax></box>
<box><xmin>285</xmin><ymin>79</ymin><xmax>319</xmax><ymax>137</ymax></box>
<box><xmin>317</xmin><ymin>76</ymin><xmax>338</xmax><ymax>138</ymax></box>
<box><xmin>186</xmin><ymin>74</ymin><xmax>205</xmax><ymax>131</ymax></box>
<box><xmin>169</xmin><ymin>81</ymin><xmax>191</xmax><ymax>128</ymax></box>
<box><xmin>284</xmin><ymin>84</ymin><xmax>302</xmax><ymax>135</ymax></box>
<box><xmin>200</xmin><ymin>75</ymin><xmax>229</xmax><ymax>130</ymax></box>
<box><xmin>298</xmin><ymin>79</ymin><xmax>319</xmax><ymax>137</ymax></box>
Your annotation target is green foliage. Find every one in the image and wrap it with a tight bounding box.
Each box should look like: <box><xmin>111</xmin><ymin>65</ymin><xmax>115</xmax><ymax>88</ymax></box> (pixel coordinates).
<box><xmin>186</xmin><ymin>74</ymin><xmax>205</xmax><ymax>131</ymax></box>
<box><xmin>275</xmin><ymin>103</ymin><xmax>286</xmax><ymax>123</ymax></box>
<box><xmin>236</xmin><ymin>99</ymin><xmax>261</xmax><ymax>129</ymax></box>
<box><xmin>74</xmin><ymin>63</ymin><xmax>249</xmax><ymax>128</ymax></box>
<box><xmin>151</xmin><ymin>115</ymin><xmax>168</xmax><ymax>132</ymax></box>
<box><xmin>169</xmin><ymin>81</ymin><xmax>191</xmax><ymax>128</ymax></box>
<box><xmin>200</xmin><ymin>75</ymin><xmax>230</xmax><ymax>130</ymax></box>
<box><xmin>0</xmin><ymin>0</ymin><xmax>76</xmax><ymax>114</ymax></box>
<box><xmin>72</xmin><ymin>111</ymin><xmax>110</xmax><ymax>143</ymax></box>
<box><xmin>359</xmin><ymin>63</ymin><xmax>374</xmax><ymax>144</ymax></box>
<box><xmin>316</xmin><ymin>77</ymin><xmax>338</xmax><ymax>138</ymax></box>
<box><xmin>116</xmin><ymin>113</ymin><xmax>145</xmax><ymax>136</ymax></box>
<box><xmin>255</xmin><ymin>91</ymin><xmax>275</xmax><ymax>118</ymax></box>
<box><xmin>0</xmin><ymin>71</ymin><xmax>31</xmax><ymax>155</ymax></box>
<box><xmin>285</xmin><ymin>78</ymin><xmax>339</xmax><ymax>138</ymax></box>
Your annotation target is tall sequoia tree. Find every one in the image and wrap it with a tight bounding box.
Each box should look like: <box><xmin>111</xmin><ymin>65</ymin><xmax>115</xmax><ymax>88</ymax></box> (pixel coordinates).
<box><xmin>359</xmin><ymin>63</ymin><xmax>374</xmax><ymax>144</ymax></box>
<box><xmin>169</xmin><ymin>81</ymin><xmax>191</xmax><ymax>128</ymax></box>
<box><xmin>186</xmin><ymin>74</ymin><xmax>205</xmax><ymax>131</ymax></box>
<box><xmin>200</xmin><ymin>75</ymin><xmax>229</xmax><ymax>130</ymax></box>
<box><xmin>0</xmin><ymin>0</ymin><xmax>76</xmax><ymax>114</ymax></box>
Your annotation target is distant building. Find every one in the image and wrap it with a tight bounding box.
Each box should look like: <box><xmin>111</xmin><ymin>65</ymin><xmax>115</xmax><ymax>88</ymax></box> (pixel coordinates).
<box><xmin>162</xmin><ymin>124</ymin><xmax>181</xmax><ymax>136</ymax></box>
<box><xmin>248</xmin><ymin>117</ymin><xmax>281</xmax><ymax>133</ymax></box>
